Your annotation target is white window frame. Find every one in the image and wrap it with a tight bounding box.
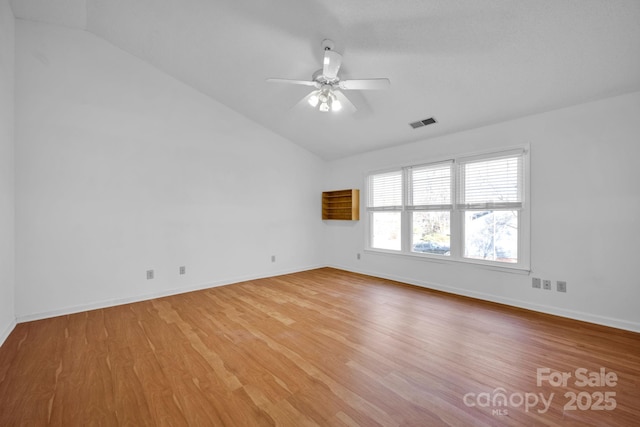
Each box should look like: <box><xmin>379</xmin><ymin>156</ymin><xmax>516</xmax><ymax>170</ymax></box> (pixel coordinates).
<box><xmin>365</xmin><ymin>147</ymin><xmax>530</xmax><ymax>272</ymax></box>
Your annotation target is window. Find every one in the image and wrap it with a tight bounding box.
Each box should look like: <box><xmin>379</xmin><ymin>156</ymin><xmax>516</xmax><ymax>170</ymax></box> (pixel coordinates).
<box><xmin>408</xmin><ymin>162</ymin><xmax>453</xmax><ymax>256</ymax></box>
<box><xmin>366</xmin><ymin>148</ymin><xmax>529</xmax><ymax>270</ymax></box>
<box><xmin>458</xmin><ymin>153</ymin><xmax>524</xmax><ymax>263</ymax></box>
<box><xmin>368</xmin><ymin>170</ymin><xmax>402</xmax><ymax>250</ymax></box>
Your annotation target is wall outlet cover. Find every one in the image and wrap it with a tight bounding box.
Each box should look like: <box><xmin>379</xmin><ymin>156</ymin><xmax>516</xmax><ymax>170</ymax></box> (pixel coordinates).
<box><xmin>532</xmin><ymin>277</ymin><xmax>541</xmax><ymax>289</ymax></box>
<box><xmin>557</xmin><ymin>281</ymin><xmax>567</xmax><ymax>292</ymax></box>
<box><xmin>543</xmin><ymin>279</ymin><xmax>552</xmax><ymax>290</ymax></box>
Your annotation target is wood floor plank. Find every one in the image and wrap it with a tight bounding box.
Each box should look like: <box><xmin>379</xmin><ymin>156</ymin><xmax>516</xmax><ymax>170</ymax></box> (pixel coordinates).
<box><xmin>1</xmin><ymin>267</ymin><xmax>639</xmax><ymax>426</ymax></box>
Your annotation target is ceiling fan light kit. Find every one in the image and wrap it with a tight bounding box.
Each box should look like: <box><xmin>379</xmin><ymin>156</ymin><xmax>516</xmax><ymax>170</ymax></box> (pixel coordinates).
<box><xmin>308</xmin><ymin>86</ymin><xmax>342</xmax><ymax>112</ymax></box>
<box><xmin>267</xmin><ymin>39</ymin><xmax>390</xmax><ymax>113</ymax></box>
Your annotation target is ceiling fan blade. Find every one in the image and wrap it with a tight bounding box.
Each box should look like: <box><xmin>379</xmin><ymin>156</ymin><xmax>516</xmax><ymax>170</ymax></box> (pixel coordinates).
<box><xmin>266</xmin><ymin>78</ymin><xmax>320</xmax><ymax>88</ymax></box>
<box><xmin>339</xmin><ymin>78</ymin><xmax>391</xmax><ymax>90</ymax></box>
<box><xmin>322</xmin><ymin>50</ymin><xmax>342</xmax><ymax>80</ymax></box>
<box><xmin>333</xmin><ymin>90</ymin><xmax>357</xmax><ymax>113</ymax></box>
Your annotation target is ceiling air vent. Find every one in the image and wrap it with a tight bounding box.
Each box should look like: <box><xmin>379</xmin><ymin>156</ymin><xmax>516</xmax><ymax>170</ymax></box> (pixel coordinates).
<box><xmin>410</xmin><ymin>117</ymin><xmax>437</xmax><ymax>129</ymax></box>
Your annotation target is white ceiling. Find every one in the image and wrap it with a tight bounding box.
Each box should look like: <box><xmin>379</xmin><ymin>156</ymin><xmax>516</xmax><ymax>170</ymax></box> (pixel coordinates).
<box><xmin>11</xmin><ymin>0</ymin><xmax>640</xmax><ymax>159</ymax></box>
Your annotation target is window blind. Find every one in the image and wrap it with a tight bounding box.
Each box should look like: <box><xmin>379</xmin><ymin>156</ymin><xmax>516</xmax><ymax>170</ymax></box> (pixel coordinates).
<box><xmin>458</xmin><ymin>153</ymin><xmax>524</xmax><ymax>209</ymax></box>
<box><xmin>368</xmin><ymin>170</ymin><xmax>402</xmax><ymax>209</ymax></box>
<box><xmin>407</xmin><ymin>161</ymin><xmax>452</xmax><ymax>210</ymax></box>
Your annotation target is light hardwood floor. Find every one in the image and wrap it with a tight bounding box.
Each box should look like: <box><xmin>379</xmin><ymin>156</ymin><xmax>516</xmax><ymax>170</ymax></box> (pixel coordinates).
<box><xmin>1</xmin><ymin>268</ymin><xmax>639</xmax><ymax>426</ymax></box>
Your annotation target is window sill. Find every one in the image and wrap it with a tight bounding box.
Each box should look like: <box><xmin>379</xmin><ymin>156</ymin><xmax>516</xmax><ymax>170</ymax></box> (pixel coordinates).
<box><xmin>364</xmin><ymin>248</ymin><xmax>531</xmax><ymax>275</ymax></box>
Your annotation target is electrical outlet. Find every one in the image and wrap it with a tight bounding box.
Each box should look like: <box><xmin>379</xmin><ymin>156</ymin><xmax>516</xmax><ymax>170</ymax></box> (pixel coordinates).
<box><xmin>532</xmin><ymin>277</ymin><xmax>541</xmax><ymax>289</ymax></box>
<box><xmin>179</xmin><ymin>266</ymin><xmax>186</xmax><ymax>275</ymax></box>
<box><xmin>543</xmin><ymin>279</ymin><xmax>552</xmax><ymax>290</ymax></box>
<box><xmin>357</xmin><ymin>253</ymin><xmax>361</xmax><ymax>260</ymax></box>
<box><xmin>557</xmin><ymin>281</ymin><xmax>567</xmax><ymax>293</ymax></box>
<box><xmin>146</xmin><ymin>270</ymin><xmax>154</xmax><ymax>280</ymax></box>
<box><xmin>271</xmin><ymin>255</ymin><xmax>276</xmax><ymax>263</ymax></box>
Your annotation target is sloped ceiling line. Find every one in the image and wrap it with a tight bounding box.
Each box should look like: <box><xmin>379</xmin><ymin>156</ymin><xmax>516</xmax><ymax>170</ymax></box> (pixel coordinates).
<box><xmin>11</xmin><ymin>0</ymin><xmax>640</xmax><ymax>159</ymax></box>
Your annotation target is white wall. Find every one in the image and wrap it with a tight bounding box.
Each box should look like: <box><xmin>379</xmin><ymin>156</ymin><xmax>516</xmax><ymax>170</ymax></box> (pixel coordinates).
<box><xmin>14</xmin><ymin>20</ymin><xmax>325</xmax><ymax>321</ymax></box>
<box><xmin>7</xmin><ymin>14</ymin><xmax>640</xmax><ymax>337</ymax></box>
<box><xmin>0</xmin><ymin>0</ymin><xmax>15</xmax><ymax>345</ymax></box>
<box><xmin>324</xmin><ymin>91</ymin><xmax>640</xmax><ymax>332</ymax></box>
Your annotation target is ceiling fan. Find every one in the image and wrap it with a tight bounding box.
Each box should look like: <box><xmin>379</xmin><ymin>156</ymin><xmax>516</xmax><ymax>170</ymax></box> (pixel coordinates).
<box><xmin>267</xmin><ymin>39</ymin><xmax>390</xmax><ymax>113</ymax></box>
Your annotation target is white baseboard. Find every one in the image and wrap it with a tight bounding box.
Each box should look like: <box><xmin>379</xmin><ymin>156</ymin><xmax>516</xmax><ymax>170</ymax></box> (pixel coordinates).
<box><xmin>16</xmin><ymin>264</ymin><xmax>324</xmax><ymax>324</ymax></box>
<box><xmin>15</xmin><ymin>263</ymin><xmax>640</xmax><ymax>334</ymax></box>
<box><xmin>0</xmin><ymin>318</ymin><xmax>17</xmax><ymax>348</ymax></box>
<box><xmin>329</xmin><ymin>264</ymin><xmax>640</xmax><ymax>334</ymax></box>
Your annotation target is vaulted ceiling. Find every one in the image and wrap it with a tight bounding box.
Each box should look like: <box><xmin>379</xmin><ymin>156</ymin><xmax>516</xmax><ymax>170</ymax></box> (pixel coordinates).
<box><xmin>11</xmin><ymin>0</ymin><xmax>640</xmax><ymax>159</ymax></box>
